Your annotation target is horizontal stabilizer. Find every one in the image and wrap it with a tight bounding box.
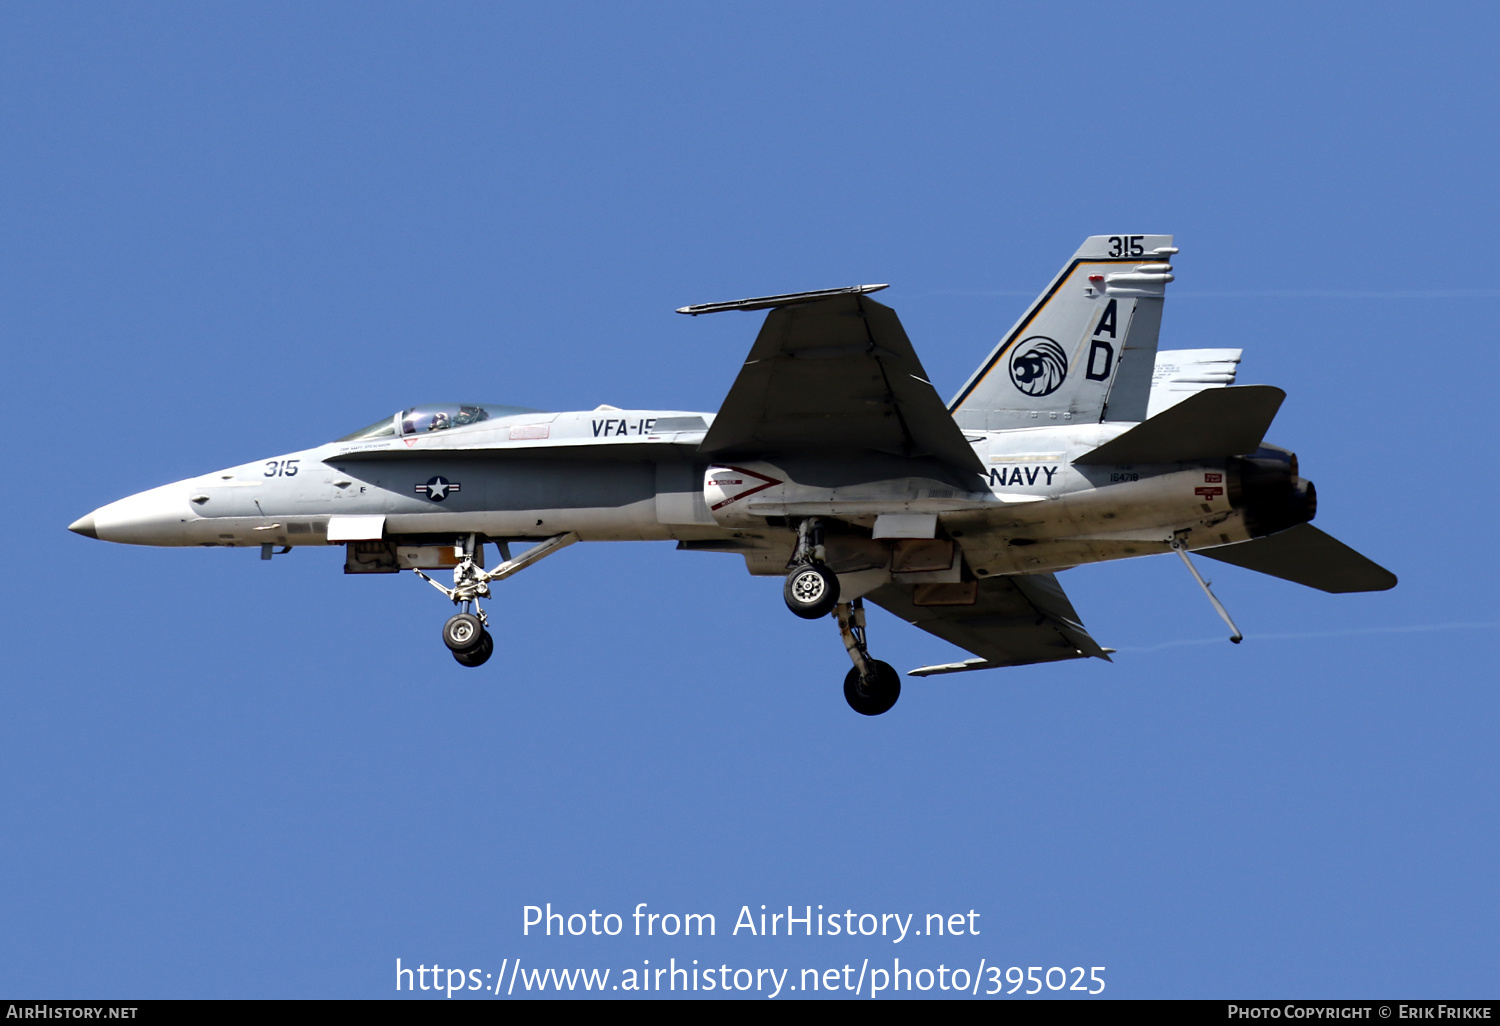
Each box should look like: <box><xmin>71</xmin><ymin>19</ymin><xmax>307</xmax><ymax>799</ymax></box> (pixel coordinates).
<box><xmin>1198</xmin><ymin>524</ymin><xmax>1397</xmax><ymax>593</ymax></box>
<box><xmin>1074</xmin><ymin>385</ymin><xmax>1285</xmax><ymax>465</ymax></box>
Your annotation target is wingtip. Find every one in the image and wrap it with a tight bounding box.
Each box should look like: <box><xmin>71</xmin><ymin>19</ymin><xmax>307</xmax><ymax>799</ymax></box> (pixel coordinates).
<box><xmin>675</xmin><ymin>283</ymin><xmax>891</xmax><ymax>316</ymax></box>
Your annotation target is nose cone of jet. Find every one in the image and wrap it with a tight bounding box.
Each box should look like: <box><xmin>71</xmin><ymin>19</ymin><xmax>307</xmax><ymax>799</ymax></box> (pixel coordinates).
<box><xmin>72</xmin><ymin>481</ymin><xmax>198</xmax><ymax>546</ymax></box>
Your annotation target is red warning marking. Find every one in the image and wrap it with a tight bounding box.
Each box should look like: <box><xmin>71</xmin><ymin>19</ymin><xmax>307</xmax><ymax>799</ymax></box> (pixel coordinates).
<box><xmin>1195</xmin><ymin>486</ymin><xmax>1224</xmax><ymax>498</ymax></box>
<box><xmin>708</xmin><ymin>465</ymin><xmax>781</xmax><ymax>511</ymax></box>
<box><xmin>1204</xmin><ymin>472</ymin><xmax>1223</xmax><ymax>483</ymax></box>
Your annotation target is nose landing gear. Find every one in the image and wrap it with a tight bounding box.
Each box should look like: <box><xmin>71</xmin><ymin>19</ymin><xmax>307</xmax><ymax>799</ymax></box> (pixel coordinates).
<box><xmin>414</xmin><ymin>532</ymin><xmax>579</xmax><ymax>669</ymax></box>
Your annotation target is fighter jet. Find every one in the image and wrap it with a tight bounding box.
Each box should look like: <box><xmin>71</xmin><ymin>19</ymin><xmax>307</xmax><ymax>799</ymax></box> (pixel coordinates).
<box><xmin>69</xmin><ymin>234</ymin><xmax>1395</xmax><ymax>715</ymax></box>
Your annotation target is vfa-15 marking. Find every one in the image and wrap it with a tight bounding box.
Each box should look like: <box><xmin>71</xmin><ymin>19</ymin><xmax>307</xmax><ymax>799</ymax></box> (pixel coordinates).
<box><xmin>69</xmin><ymin>236</ymin><xmax>1395</xmax><ymax>715</ymax></box>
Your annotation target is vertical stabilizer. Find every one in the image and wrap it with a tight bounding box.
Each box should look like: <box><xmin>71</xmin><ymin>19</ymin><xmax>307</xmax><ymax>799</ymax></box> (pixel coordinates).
<box><xmin>1148</xmin><ymin>348</ymin><xmax>1242</xmax><ymax>418</ymax></box>
<box><xmin>950</xmin><ymin>235</ymin><xmax>1176</xmax><ymax>429</ymax></box>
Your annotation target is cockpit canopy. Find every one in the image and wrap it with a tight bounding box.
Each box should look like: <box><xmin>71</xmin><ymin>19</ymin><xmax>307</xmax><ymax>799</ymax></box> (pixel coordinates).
<box><xmin>335</xmin><ymin>403</ymin><xmax>544</xmax><ymax>442</ymax></box>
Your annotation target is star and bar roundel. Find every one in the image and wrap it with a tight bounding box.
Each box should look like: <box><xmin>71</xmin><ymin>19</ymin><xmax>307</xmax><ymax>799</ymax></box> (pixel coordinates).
<box><xmin>415</xmin><ymin>476</ymin><xmax>461</xmax><ymax>502</ymax></box>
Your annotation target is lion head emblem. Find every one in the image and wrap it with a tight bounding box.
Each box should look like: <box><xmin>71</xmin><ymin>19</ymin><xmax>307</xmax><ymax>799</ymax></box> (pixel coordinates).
<box><xmin>1008</xmin><ymin>336</ymin><xmax>1068</xmax><ymax>398</ymax></box>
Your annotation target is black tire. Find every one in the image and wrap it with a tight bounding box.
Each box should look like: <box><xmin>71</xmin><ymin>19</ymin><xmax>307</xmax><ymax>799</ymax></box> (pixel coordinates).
<box><xmin>783</xmin><ymin>563</ymin><xmax>840</xmax><ymax>619</ymax></box>
<box><xmin>442</xmin><ymin>613</ymin><xmax>484</xmax><ymax>652</ymax></box>
<box><xmin>452</xmin><ymin>629</ymin><xmax>493</xmax><ymax>667</ymax></box>
<box><xmin>844</xmin><ymin>660</ymin><xmax>900</xmax><ymax>716</ymax></box>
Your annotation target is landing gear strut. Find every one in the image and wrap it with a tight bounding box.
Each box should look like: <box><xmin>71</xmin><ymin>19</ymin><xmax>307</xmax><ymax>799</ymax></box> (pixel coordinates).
<box><xmin>414</xmin><ymin>532</ymin><xmax>579</xmax><ymax>669</ymax></box>
<box><xmin>836</xmin><ymin>598</ymin><xmax>900</xmax><ymax>715</ymax></box>
<box><xmin>783</xmin><ymin>517</ymin><xmax>840</xmax><ymax>619</ymax></box>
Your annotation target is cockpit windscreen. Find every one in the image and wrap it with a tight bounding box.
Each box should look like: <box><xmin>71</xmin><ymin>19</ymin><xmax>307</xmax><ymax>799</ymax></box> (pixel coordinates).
<box><xmin>335</xmin><ymin>403</ymin><xmax>544</xmax><ymax>443</ymax></box>
<box><xmin>401</xmin><ymin>404</ymin><xmax>492</xmax><ymax>435</ymax></box>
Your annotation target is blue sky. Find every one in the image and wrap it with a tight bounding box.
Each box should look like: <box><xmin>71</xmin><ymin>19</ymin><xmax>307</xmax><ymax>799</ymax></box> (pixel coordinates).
<box><xmin>2</xmin><ymin>2</ymin><xmax>1496</xmax><ymax>999</ymax></box>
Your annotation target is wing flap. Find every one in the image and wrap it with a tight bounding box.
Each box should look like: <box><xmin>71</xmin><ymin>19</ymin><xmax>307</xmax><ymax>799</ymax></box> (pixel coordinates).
<box><xmin>699</xmin><ymin>295</ymin><xmax>984</xmax><ymax>474</ymax></box>
<box><xmin>1197</xmin><ymin>524</ymin><xmax>1397</xmax><ymax>593</ymax></box>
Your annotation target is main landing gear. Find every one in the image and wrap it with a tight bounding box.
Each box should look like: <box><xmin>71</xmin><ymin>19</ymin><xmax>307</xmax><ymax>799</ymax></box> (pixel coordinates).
<box><xmin>783</xmin><ymin>517</ymin><xmax>900</xmax><ymax>715</ymax></box>
<box><xmin>837</xmin><ymin>599</ymin><xmax>900</xmax><ymax>715</ymax></box>
<box><xmin>782</xmin><ymin>517</ymin><xmax>840</xmax><ymax>618</ymax></box>
<box><xmin>414</xmin><ymin>532</ymin><xmax>579</xmax><ymax>669</ymax></box>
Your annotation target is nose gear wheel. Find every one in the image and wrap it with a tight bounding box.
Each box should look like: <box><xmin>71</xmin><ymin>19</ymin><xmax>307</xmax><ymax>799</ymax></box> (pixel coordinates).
<box><xmin>443</xmin><ymin>612</ymin><xmax>484</xmax><ymax>652</ymax></box>
<box><xmin>452</xmin><ymin>630</ymin><xmax>494</xmax><ymax>667</ymax></box>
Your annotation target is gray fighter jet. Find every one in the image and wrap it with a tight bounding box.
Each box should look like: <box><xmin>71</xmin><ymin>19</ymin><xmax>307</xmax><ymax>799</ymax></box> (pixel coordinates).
<box><xmin>69</xmin><ymin>235</ymin><xmax>1395</xmax><ymax>715</ymax></box>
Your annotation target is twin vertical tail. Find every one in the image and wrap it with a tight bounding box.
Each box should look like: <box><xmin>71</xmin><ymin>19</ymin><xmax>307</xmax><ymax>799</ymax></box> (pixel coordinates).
<box><xmin>949</xmin><ymin>234</ymin><xmax>1176</xmax><ymax>430</ymax></box>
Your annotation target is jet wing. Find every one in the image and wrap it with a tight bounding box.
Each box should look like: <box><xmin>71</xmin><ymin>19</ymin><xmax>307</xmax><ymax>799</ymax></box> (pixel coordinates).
<box><xmin>866</xmin><ymin>572</ymin><xmax>1111</xmax><ymax>676</ymax></box>
<box><xmin>697</xmin><ymin>294</ymin><xmax>985</xmax><ymax>474</ymax></box>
